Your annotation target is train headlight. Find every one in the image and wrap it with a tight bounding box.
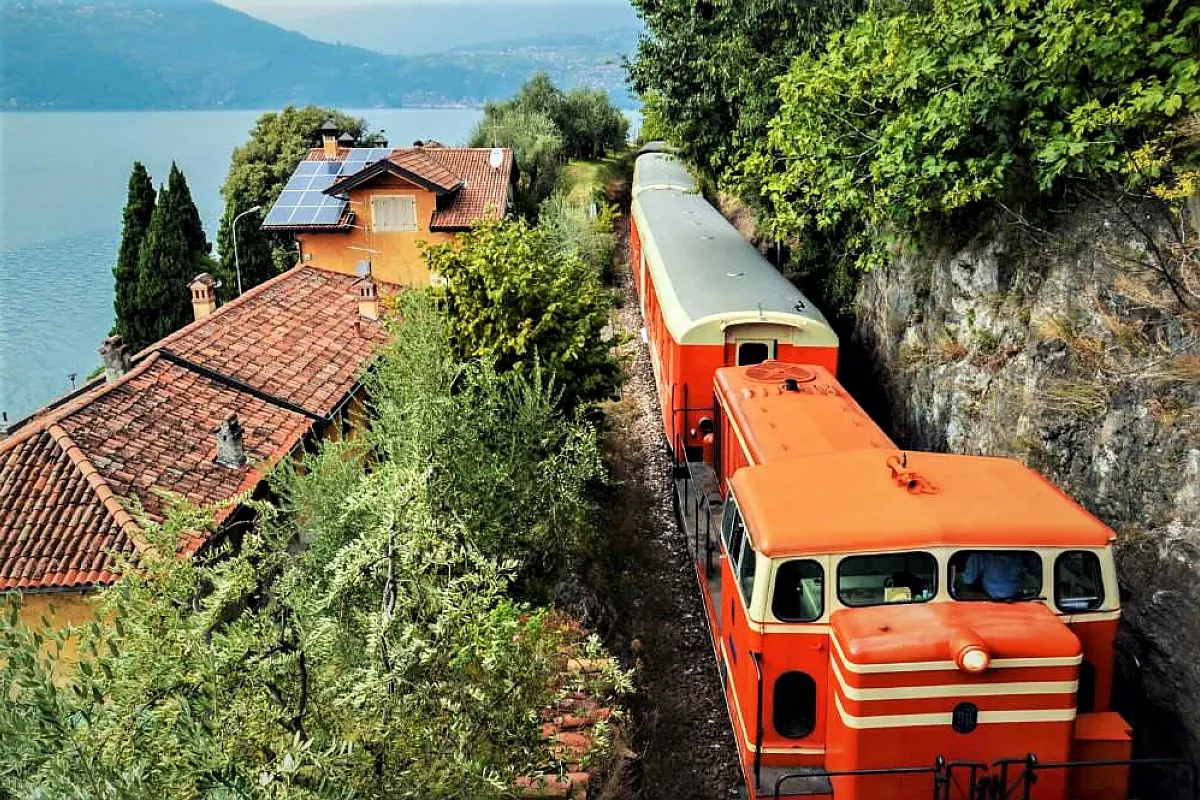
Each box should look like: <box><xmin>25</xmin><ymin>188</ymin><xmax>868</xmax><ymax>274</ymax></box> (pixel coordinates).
<box><xmin>958</xmin><ymin>646</ymin><xmax>991</xmax><ymax>674</ymax></box>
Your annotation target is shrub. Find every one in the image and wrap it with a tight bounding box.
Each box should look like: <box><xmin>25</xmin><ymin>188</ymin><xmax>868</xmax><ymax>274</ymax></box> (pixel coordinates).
<box><xmin>425</xmin><ymin>219</ymin><xmax>620</xmax><ymax>410</ymax></box>
<box><xmin>743</xmin><ymin>0</ymin><xmax>1200</xmax><ymax>270</ymax></box>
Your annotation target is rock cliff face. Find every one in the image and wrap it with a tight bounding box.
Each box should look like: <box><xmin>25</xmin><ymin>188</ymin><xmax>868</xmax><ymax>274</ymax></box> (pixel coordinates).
<box><xmin>854</xmin><ymin>198</ymin><xmax>1200</xmax><ymax>795</ymax></box>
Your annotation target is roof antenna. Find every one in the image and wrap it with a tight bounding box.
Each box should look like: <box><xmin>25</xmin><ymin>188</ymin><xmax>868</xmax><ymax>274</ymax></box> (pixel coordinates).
<box><xmin>901</xmin><ymin>451</ymin><xmax>908</xmax><ymax>468</ymax></box>
<box><xmin>757</xmin><ymin>302</ymin><xmax>764</xmax><ymax>321</ymax></box>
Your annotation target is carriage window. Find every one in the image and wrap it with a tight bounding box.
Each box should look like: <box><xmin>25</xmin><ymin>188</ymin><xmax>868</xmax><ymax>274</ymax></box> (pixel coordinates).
<box><xmin>737</xmin><ymin>341</ymin><xmax>770</xmax><ymax>366</ymax></box>
<box><xmin>950</xmin><ymin>550</ymin><xmax>1042</xmax><ymax>602</ymax></box>
<box><xmin>774</xmin><ymin>672</ymin><xmax>817</xmax><ymax>738</ymax></box>
<box><xmin>737</xmin><ymin>534</ymin><xmax>757</xmax><ymax>603</ymax></box>
<box><xmin>772</xmin><ymin>560</ymin><xmax>824</xmax><ymax>622</ymax></box>
<box><xmin>837</xmin><ymin>552</ymin><xmax>936</xmax><ymax>607</ymax></box>
<box><xmin>1055</xmin><ymin>551</ymin><xmax>1105</xmax><ymax>612</ymax></box>
<box><xmin>723</xmin><ymin>499</ymin><xmax>745</xmax><ymax>561</ymax></box>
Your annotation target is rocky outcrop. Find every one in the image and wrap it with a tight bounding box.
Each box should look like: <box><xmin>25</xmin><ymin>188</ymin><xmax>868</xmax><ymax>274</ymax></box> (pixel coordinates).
<box><xmin>855</xmin><ymin>197</ymin><xmax>1200</xmax><ymax>795</ymax></box>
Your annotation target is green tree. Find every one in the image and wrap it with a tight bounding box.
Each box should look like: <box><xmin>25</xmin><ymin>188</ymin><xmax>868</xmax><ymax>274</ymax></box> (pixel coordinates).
<box><xmin>510</xmin><ymin>71</ymin><xmax>565</xmax><ymax>120</ymax></box>
<box><xmin>0</xmin><ymin>293</ymin><xmax>626</xmax><ymax>799</ymax></box>
<box><xmin>425</xmin><ymin>218</ymin><xmax>619</xmax><ymax>409</ymax></box>
<box><xmin>627</xmin><ymin>0</ymin><xmax>868</xmax><ymax>179</ymax></box>
<box><xmin>539</xmin><ymin>192</ymin><xmax>617</xmax><ymax>281</ymax></box>
<box><xmin>469</xmin><ymin>106</ymin><xmax>564</xmax><ymax>218</ymax></box>
<box><xmin>129</xmin><ymin>163</ymin><xmax>212</xmax><ymax>349</ymax></box>
<box><xmin>215</xmin><ymin>106</ymin><xmax>366</xmax><ymax>299</ymax></box>
<box><xmin>742</xmin><ymin>0</ymin><xmax>1200</xmax><ymax>274</ymax></box>
<box><xmin>558</xmin><ymin>88</ymin><xmax>628</xmax><ymax>160</ymax></box>
<box><xmin>111</xmin><ymin>161</ymin><xmax>156</xmax><ymax>342</ymax></box>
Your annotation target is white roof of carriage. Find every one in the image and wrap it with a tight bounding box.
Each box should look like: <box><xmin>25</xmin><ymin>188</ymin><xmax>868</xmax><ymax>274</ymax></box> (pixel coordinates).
<box><xmin>632</xmin><ymin>187</ymin><xmax>837</xmax><ymax>347</ymax></box>
<box><xmin>632</xmin><ymin>152</ymin><xmax>698</xmax><ymax>197</ymax></box>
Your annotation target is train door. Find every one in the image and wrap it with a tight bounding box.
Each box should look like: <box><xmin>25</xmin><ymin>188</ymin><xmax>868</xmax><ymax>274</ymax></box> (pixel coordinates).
<box><xmin>725</xmin><ymin>323</ymin><xmax>788</xmax><ymax>367</ymax></box>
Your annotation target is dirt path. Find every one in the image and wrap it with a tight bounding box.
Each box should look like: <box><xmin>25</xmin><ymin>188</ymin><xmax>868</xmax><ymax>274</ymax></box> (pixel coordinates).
<box><xmin>596</xmin><ymin>210</ymin><xmax>742</xmax><ymax>800</ymax></box>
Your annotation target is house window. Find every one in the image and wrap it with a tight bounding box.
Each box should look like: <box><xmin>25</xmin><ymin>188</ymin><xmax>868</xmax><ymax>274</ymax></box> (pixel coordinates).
<box><xmin>372</xmin><ymin>195</ymin><xmax>417</xmax><ymax>232</ymax></box>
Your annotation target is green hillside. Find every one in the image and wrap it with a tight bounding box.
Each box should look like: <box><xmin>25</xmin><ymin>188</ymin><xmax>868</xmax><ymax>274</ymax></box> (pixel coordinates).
<box><xmin>0</xmin><ymin>0</ymin><xmax>634</xmax><ymax>109</ymax></box>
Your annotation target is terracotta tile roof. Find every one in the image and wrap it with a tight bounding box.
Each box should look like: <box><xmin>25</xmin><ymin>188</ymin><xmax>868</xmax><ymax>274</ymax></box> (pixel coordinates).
<box><xmin>422</xmin><ymin>147</ymin><xmax>514</xmax><ymax>230</ymax></box>
<box><xmin>387</xmin><ymin>149</ymin><xmax>463</xmax><ymax>193</ymax></box>
<box><xmin>1</xmin><ymin>266</ymin><xmax>395</xmax><ymax>592</ymax></box>
<box><xmin>153</xmin><ymin>267</ymin><xmax>392</xmax><ymax>418</ymax></box>
<box><xmin>0</xmin><ymin>429</ymin><xmax>131</xmax><ymax>590</ymax></box>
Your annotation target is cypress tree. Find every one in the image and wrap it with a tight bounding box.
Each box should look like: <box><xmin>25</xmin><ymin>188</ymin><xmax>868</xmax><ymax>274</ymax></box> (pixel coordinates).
<box><xmin>130</xmin><ymin>163</ymin><xmax>212</xmax><ymax>350</ymax></box>
<box><xmin>112</xmin><ymin>162</ymin><xmax>156</xmax><ymax>341</ymax></box>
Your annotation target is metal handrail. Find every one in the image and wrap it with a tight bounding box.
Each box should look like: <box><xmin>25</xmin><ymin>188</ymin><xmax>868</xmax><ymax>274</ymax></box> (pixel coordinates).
<box><xmin>939</xmin><ymin>761</ymin><xmax>987</xmax><ymax>800</ymax></box>
<box><xmin>992</xmin><ymin>754</ymin><xmax>1200</xmax><ymax>800</ymax></box>
<box><xmin>773</xmin><ymin>758</ymin><xmax>947</xmax><ymax>799</ymax></box>
<box><xmin>751</xmin><ymin>650</ymin><xmax>764</xmax><ymax>790</ymax></box>
<box><xmin>674</xmin><ymin>431</ymin><xmax>717</xmax><ymax>576</ymax></box>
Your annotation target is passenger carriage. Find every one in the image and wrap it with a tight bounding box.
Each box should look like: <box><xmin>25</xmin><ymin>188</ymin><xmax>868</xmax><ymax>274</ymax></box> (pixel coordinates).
<box><xmin>672</xmin><ymin>363</ymin><xmax>1164</xmax><ymax>799</ymax></box>
<box><xmin>629</xmin><ymin>154</ymin><xmax>838</xmax><ymax>461</ymax></box>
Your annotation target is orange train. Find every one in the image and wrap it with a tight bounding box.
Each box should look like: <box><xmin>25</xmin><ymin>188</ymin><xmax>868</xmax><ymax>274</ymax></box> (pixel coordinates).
<box><xmin>629</xmin><ymin>148</ymin><xmax>1193</xmax><ymax>799</ymax></box>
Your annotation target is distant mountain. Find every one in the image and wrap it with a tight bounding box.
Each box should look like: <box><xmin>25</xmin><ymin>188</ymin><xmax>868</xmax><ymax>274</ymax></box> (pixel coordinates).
<box><xmin>224</xmin><ymin>1</ymin><xmax>641</xmax><ymax>57</ymax></box>
<box><xmin>0</xmin><ymin>0</ymin><xmax>637</xmax><ymax>110</ymax></box>
<box><xmin>416</xmin><ymin>28</ymin><xmax>640</xmax><ymax>106</ymax></box>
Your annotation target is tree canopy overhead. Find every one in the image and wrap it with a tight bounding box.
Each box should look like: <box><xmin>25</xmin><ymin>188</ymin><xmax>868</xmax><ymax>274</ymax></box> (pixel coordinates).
<box><xmin>627</xmin><ymin>0</ymin><xmax>866</xmax><ymax>179</ymax></box>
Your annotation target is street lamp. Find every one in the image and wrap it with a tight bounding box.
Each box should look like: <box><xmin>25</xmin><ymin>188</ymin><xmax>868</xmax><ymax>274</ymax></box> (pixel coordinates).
<box><xmin>232</xmin><ymin>205</ymin><xmax>262</xmax><ymax>296</ymax></box>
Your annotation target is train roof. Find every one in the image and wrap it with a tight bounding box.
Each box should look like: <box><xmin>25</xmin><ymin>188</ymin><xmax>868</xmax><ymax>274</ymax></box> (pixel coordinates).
<box><xmin>632</xmin><ymin>152</ymin><xmax>697</xmax><ymax>196</ymax></box>
<box><xmin>731</xmin><ymin>449</ymin><xmax>1114</xmax><ymax>557</ymax></box>
<box><xmin>632</xmin><ymin>189</ymin><xmax>836</xmax><ymax>346</ymax></box>
<box><xmin>715</xmin><ymin>363</ymin><xmax>895</xmax><ymax>464</ymax></box>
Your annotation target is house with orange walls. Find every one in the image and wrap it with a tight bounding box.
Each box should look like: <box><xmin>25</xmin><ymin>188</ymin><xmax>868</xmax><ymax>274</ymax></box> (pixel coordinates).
<box><xmin>261</xmin><ymin>123</ymin><xmax>515</xmax><ymax>287</ymax></box>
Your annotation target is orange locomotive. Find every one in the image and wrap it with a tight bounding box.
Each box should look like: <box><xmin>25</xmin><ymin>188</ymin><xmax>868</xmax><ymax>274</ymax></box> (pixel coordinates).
<box><xmin>688</xmin><ymin>363</ymin><xmax>1135</xmax><ymax>799</ymax></box>
<box><xmin>628</xmin><ymin>149</ymin><xmax>1193</xmax><ymax>798</ymax></box>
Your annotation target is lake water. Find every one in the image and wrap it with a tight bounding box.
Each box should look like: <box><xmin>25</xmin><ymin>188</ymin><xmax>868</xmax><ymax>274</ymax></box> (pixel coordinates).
<box><xmin>0</xmin><ymin>108</ymin><xmax>484</xmax><ymax>423</ymax></box>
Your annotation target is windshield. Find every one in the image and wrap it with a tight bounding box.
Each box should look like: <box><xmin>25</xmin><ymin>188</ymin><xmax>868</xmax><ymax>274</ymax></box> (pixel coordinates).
<box><xmin>950</xmin><ymin>550</ymin><xmax>1042</xmax><ymax>601</ymax></box>
<box><xmin>837</xmin><ymin>552</ymin><xmax>937</xmax><ymax>607</ymax></box>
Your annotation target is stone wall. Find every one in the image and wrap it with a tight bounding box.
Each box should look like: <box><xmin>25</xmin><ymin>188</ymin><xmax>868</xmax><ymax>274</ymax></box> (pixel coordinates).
<box><xmin>854</xmin><ymin>198</ymin><xmax>1200</xmax><ymax>795</ymax></box>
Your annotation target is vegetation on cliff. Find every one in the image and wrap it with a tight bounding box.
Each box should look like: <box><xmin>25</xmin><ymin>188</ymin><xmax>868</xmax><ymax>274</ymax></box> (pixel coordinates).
<box><xmin>632</xmin><ymin>0</ymin><xmax>1200</xmax><ymax>310</ymax></box>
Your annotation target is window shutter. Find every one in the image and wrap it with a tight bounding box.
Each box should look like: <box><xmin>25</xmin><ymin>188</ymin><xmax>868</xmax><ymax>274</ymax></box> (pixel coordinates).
<box><xmin>372</xmin><ymin>196</ymin><xmax>417</xmax><ymax>232</ymax></box>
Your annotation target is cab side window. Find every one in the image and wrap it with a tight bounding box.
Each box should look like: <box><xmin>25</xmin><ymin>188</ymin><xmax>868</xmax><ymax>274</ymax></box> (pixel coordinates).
<box><xmin>723</xmin><ymin>500</ymin><xmax>745</xmax><ymax>561</ymax></box>
<box><xmin>1055</xmin><ymin>551</ymin><xmax>1105</xmax><ymax>612</ymax></box>
<box><xmin>772</xmin><ymin>560</ymin><xmax>824</xmax><ymax>622</ymax></box>
<box><xmin>737</xmin><ymin>534</ymin><xmax>757</xmax><ymax>603</ymax></box>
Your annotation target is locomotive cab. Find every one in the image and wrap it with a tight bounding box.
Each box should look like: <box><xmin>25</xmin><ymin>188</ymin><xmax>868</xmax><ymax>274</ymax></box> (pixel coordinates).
<box><xmin>697</xmin><ymin>449</ymin><xmax>1134</xmax><ymax>800</ymax></box>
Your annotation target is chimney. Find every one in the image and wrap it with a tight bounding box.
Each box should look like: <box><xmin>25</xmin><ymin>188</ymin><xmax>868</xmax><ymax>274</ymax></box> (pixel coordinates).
<box><xmin>189</xmin><ymin>272</ymin><xmax>218</xmax><ymax>320</ymax></box>
<box><xmin>214</xmin><ymin>414</ymin><xmax>247</xmax><ymax>468</ymax></box>
<box><xmin>338</xmin><ymin>131</ymin><xmax>355</xmax><ymax>148</ymax></box>
<box><xmin>99</xmin><ymin>335</ymin><xmax>131</xmax><ymax>382</ymax></box>
<box><xmin>356</xmin><ymin>276</ymin><xmax>379</xmax><ymax>321</ymax></box>
<box><xmin>320</xmin><ymin>118</ymin><xmax>340</xmax><ymax>158</ymax></box>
